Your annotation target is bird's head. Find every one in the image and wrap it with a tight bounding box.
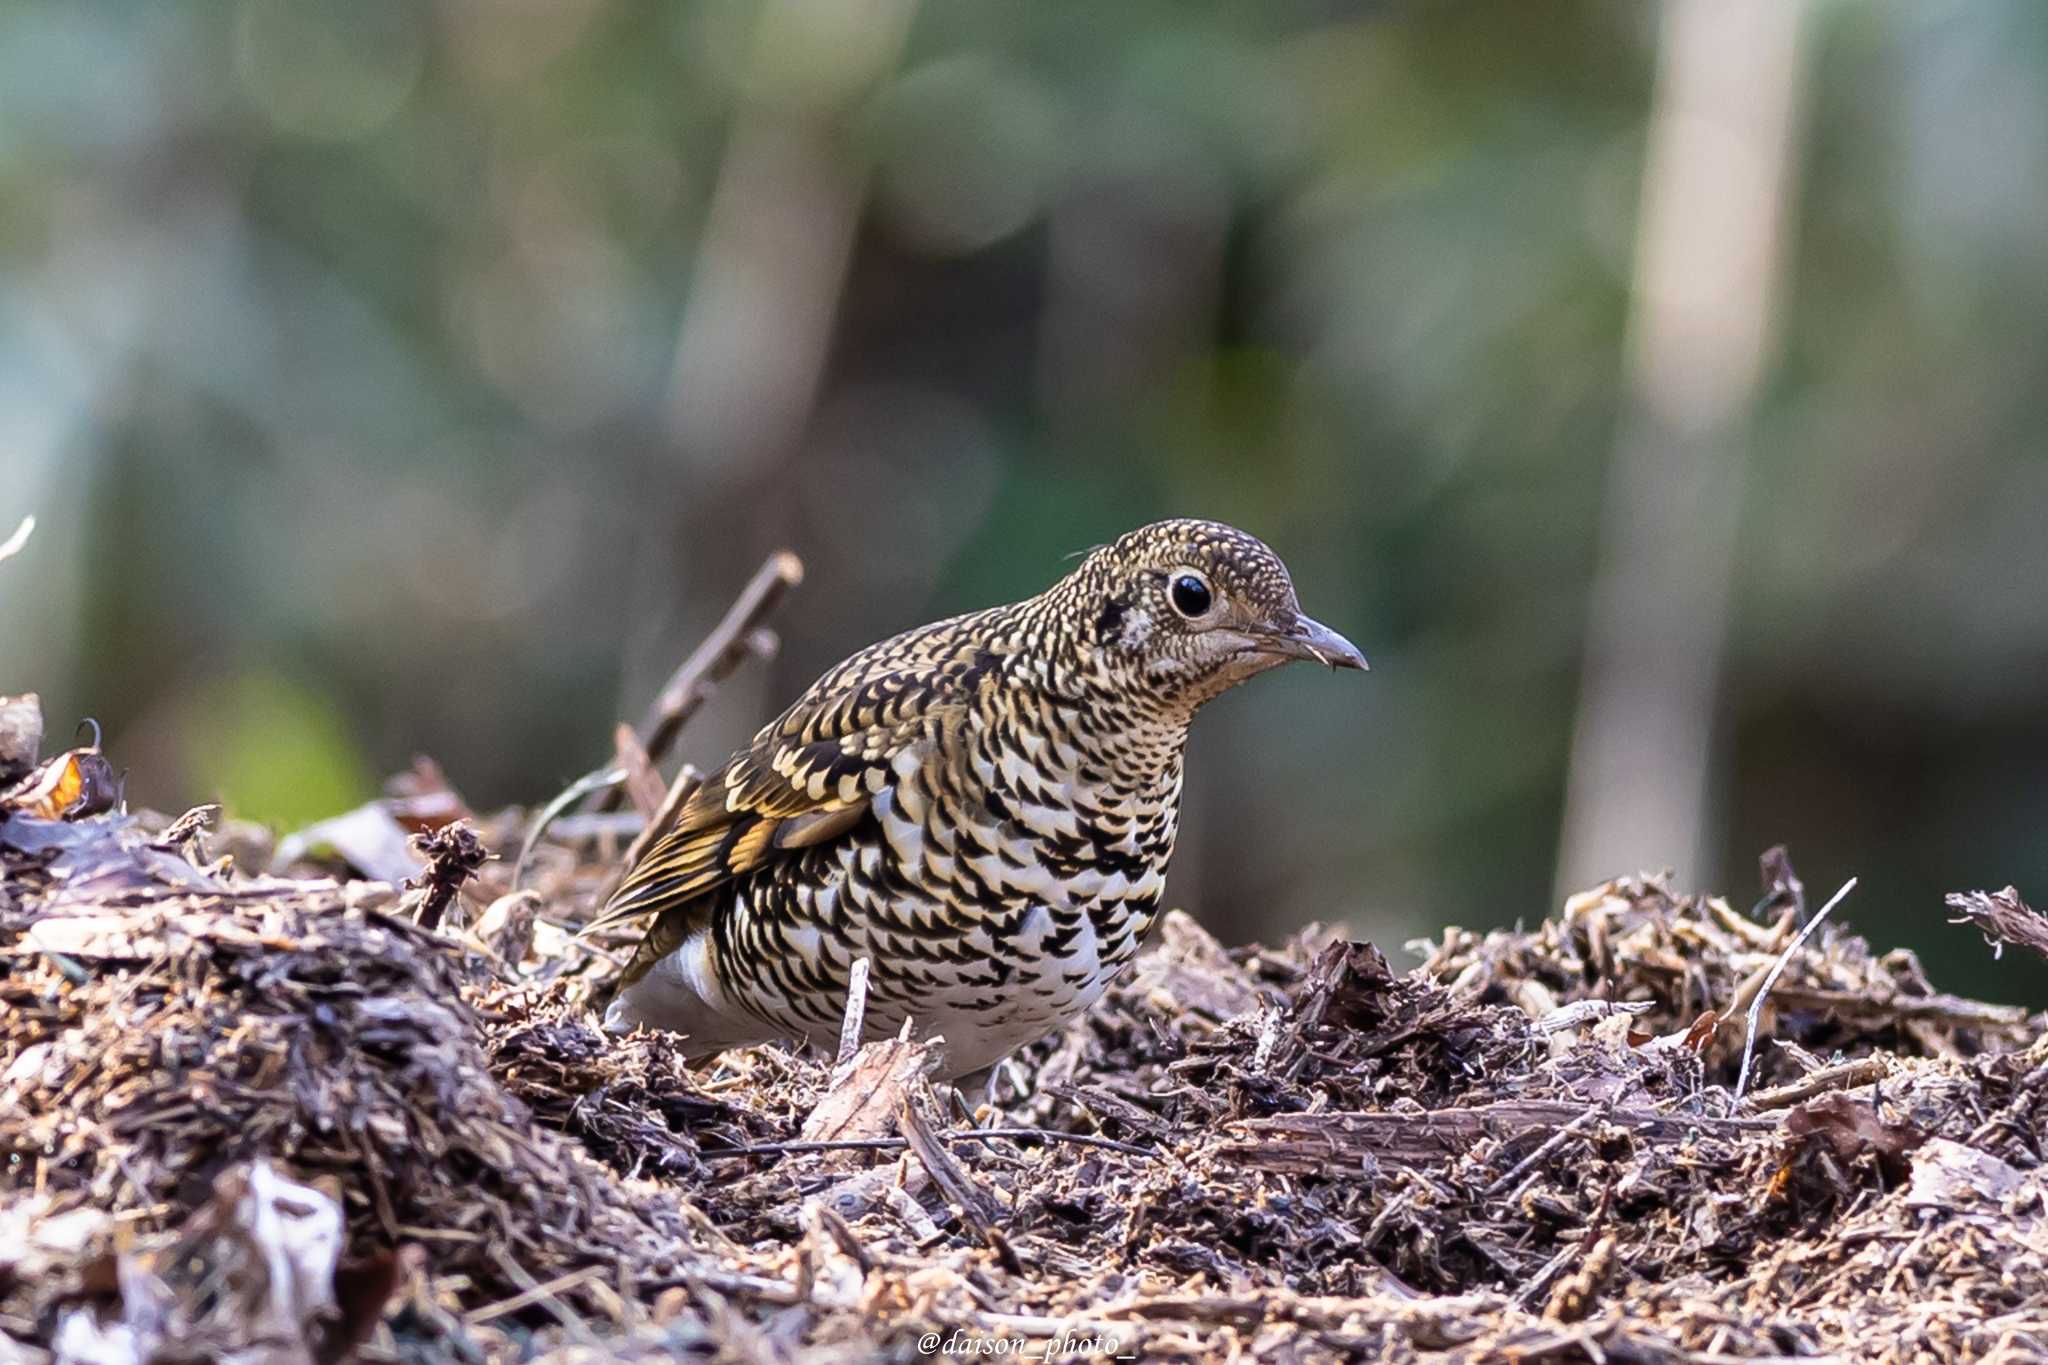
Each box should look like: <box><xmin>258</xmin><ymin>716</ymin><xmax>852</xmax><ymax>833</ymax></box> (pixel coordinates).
<box><xmin>1057</xmin><ymin>519</ymin><xmax>1367</xmax><ymax>711</ymax></box>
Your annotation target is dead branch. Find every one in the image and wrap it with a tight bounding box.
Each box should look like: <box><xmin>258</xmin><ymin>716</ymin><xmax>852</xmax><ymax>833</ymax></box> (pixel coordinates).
<box><xmin>518</xmin><ymin>551</ymin><xmax>800</xmax><ymax>878</ymax></box>
<box><xmin>1747</xmin><ymin>1057</ymin><xmax>1890</xmax><ymax>1111</ymax></box>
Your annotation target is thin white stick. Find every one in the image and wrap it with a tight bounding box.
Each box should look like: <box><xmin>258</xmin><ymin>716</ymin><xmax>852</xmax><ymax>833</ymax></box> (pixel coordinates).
<box><xmin>836</xmin><ymin>956</ymin><xmax>872</xmax><ymax>1069</ymax></box>
<box><xmin>1734</xmin><ymin>876</ymin><xmax>1856</xmax><ymax>1106</ymax></box>
<box><xmin>0</xmin><ymin>515</ymin><xmax>33</xmax><ymax>564</ymax></box>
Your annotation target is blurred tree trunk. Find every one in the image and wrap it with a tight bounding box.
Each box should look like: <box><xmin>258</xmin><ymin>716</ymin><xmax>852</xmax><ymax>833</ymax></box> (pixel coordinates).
<box><xmin>1558</xmin><ymin>0</ymin><xmax>1811</xmax><ymax>895</ymax></box>
<box><xmin>664</xmin><ymin>0</ymin><xmax>919</xmax><ymax>484</ymax></box>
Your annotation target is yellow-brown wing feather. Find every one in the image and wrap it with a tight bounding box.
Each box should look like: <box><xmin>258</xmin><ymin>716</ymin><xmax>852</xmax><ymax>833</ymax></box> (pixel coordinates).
<box><xmin>594</xmin><ymin>614</ymin><xmax>999</xmax><ymax>984</ymax></box>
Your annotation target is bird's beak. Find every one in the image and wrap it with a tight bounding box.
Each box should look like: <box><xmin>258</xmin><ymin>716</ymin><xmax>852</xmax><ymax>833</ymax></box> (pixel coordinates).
<box><xmin>1253</xmin><ymin>613</ymin><xmax>1370</xmax><ymax>672</ymax></box>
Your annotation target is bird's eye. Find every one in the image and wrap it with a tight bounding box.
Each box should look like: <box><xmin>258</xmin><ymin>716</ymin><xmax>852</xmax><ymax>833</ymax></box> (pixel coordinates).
<box><xmin>1169</xmin><ymin>573</ymin><xmax>1213</xmax><ymax>618</ymax></box>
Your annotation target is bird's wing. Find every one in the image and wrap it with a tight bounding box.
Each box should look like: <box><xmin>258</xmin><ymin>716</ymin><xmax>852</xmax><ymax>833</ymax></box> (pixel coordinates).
<box><xmin>592</xmin><ymin>616</ymin><xmax>999</xmax><ymax>976</ymax></box>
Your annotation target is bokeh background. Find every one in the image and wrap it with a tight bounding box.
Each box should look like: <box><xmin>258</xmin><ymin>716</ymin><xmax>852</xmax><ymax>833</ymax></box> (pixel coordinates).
<box><xmin>5</xmin><ymin>0</ymin><xmax>2046</xmax><ymax>1002</ymax></box>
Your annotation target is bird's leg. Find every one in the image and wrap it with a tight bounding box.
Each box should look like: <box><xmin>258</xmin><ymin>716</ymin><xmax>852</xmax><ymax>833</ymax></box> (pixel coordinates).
<box><xmin>954</xmin><ymin>1059</ymin><xmax>1027</xmax><ymax>1129</ymax></box>
<box><xmin>949</xmin><ymin>1067</ymin><xmax>994</xmax><ymax>1126</ymax></box>
<box><xmin>948</xmin><ymin>1053</ymin><xmax>1027</xmax><ymax>1128</ymax></box>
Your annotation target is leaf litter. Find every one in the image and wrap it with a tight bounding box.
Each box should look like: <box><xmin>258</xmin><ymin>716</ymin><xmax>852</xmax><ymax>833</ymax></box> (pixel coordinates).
<box><xmin>5</xmin><ymin>600</ymin><xmax>2048</xmax><ymax>1362</ymax></box>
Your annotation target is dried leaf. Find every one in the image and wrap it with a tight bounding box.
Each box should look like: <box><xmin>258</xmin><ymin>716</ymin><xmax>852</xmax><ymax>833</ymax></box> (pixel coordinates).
<box><xmin>1905</xmin><ymin>1137</ymin><xmax>2028</xmax><ymax>1212</ymax></box>
<box><xmin>1757</xmin><ymin>844</ymin><xmax>1805</xmax><ymax>922</ymax></box>
<box><xmin>272</xmin><ymin>801</ymin><xmax>422</xmax><ymax>884</ymax></box>
<box><xmin>1</xmin><ymin>745</ymin><xmax>118</xmax><ymax>821</ymax></box>
<box><xmin>48</xmin><ymin>1162</ymin><xmax>344</xmax><ymax>1365</ymax></box>
<box><xmin>1784</xmin><ymin>1092</ymin><xmax>1927</xmax><ymax>1184</ymax></box>
<box><xmin>383</xmin><ymin>755</ymin><xmax>472</xmax><ymax>832</ymax></box>
<box><xmin>471</xmin><ymin>889</ymin><xmax>540</xmax><ymax>965</ymax></box>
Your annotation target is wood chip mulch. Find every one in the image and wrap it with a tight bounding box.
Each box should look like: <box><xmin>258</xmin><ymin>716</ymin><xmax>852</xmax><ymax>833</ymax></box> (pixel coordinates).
<box><xmin>4</xmin><ymin>801</ymin><xmax>2046</xmax><ymax>1364</ymax></box>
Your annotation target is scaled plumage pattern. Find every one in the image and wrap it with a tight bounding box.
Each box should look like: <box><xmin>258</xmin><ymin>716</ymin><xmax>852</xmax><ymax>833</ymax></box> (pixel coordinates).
<box><xmin>598</xmin><ymin>519</ymin><xmax>1367</xmax><ymax>1082</ymax></box>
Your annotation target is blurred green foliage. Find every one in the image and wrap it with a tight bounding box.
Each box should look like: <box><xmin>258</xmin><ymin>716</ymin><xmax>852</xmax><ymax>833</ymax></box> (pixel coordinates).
<box><xmin>2</xmin><ymin>0</ymin><xmax>2045</xmax><ymax>1004</ymax></box>
<box><xmin>180</xmin><ymin>671</ymin><xmax>374</xmax><ymax>831</ymax></box>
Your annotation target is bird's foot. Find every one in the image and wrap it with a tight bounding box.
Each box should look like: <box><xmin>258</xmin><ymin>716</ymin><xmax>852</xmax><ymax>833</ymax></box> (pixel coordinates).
<box><xmin>947</xmin><ymin>1063</ymin><xmax>1009</xmax><ymax>1128</ymax></box>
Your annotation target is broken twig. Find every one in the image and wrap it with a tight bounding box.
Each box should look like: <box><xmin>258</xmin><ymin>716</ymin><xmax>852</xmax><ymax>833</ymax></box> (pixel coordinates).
<box><xmin>836</xmin><ymin>957</ymin><xmax>873</xmax><ymax>1070</ymax></box>
<box><xmin>587</xmin><ymin>550</ymin><xmax>804</xmax><ymax>816</ymax></box>
<box><xmin>703</xmin><ymin>1128</ymin><xmax>1154</xmax><ymax>1160</ymax></box>
<box><xmin>406</xmin><ymin>821</ymin><xmax>488</xmax><ymax>933</ymax></box>
<box><xmin>634</xmin><ymin>550</ymin><xmax>804</xmax><ymax>766</ymax></box>
<box><xmin>611</xmin><ymin>724</ymin><xmax>667</xmax><ymax>819</ymax></box>
<box><xmin>1747</xmin><ymin>1057</ymin><xmax>1890</xmax><ymax>1111</ymax></box>
<box><xmin>1483</xmin><ymin>1108</ymin><xmax>1603</xmax><ymax>1195</ymax></box>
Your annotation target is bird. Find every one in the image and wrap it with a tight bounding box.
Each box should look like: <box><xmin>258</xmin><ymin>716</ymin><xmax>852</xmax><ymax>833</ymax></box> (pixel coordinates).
<box><xmin>595</xmin><ymin>519</ymin><xmax>1367</xmax><ymax>1087</ymax></box>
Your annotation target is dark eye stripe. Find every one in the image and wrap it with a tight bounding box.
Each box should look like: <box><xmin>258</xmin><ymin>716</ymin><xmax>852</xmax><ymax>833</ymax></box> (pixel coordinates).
<box><xmin>1170</xmin><ymin>574</ymin><xmax>1212</xmax><ymax>618</ymax></box>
